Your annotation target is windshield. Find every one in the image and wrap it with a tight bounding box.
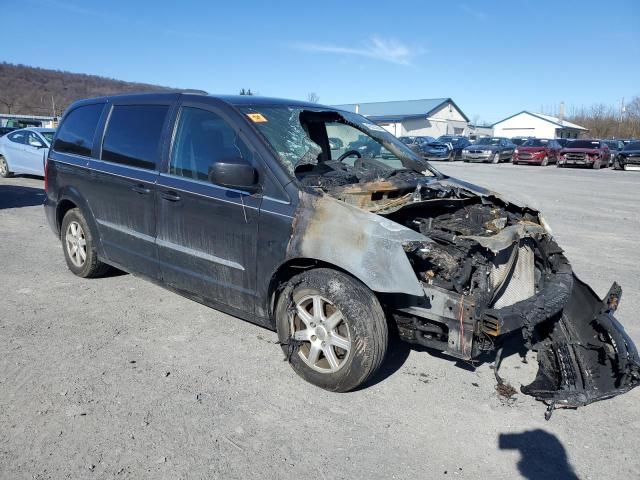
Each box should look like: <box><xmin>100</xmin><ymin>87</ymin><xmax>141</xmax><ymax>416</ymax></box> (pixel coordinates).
<box><xmin>239</xmin><ymin>105</ymin><xmax>436</xmax><ymax>178</ymax></box>
<box><xmin>40</xmin><ymin>131</ymin><xmax>55</xmax><ymax>144</ymax></box>
<box><xmin>624</xmin><ymin>141</ymin><xmax>640</xmax><ymax>150</ymax></box>
<box><xmin>604</xmin><ymin>141</ymin><xmax>620</xmax><ymax>150</ymax></box>
<box><xmin>522</xmin><ymin>139</ymin><xmax>549</xmax><ymax>147</ymax></box>
<box><xmin>474</xmin><ymin>137</ymin><xmax>501</xmax><ymax>146</ymax></box>
<box><xmin>570</xmin><ymin>140</ymin><xmax>601</xmax><ymax>149</ymax></box>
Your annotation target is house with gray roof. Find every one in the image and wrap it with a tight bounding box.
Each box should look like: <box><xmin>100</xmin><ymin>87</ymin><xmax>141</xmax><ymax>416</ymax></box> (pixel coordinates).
<box><xmin>332</xmin><ymin>98</ymin><xmax>470</xmax><ymax>138</ymax></box>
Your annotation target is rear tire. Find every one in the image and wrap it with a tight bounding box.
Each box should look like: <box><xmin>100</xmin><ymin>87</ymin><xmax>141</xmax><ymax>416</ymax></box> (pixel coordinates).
<box><xmin>275</xmin><ymin>268</ymin><xmax>388</xmax><ymax>392</ymax></box>
<box><xmin>61</xmin><ymin>208</ymin><xmax>111</xmax><ymax>278</ymax></box>
<box><xmin>0</xmin><ymin>156</ymin><xmax>12</xmax><ymax>178</ymax></box>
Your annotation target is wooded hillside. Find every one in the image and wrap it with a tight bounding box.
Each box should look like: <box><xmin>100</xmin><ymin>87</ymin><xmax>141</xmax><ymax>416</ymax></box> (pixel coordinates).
<box><xmin>0</xmin><ymin>62</ymin><xmax>179</xmax><ymax>117</ymax></box>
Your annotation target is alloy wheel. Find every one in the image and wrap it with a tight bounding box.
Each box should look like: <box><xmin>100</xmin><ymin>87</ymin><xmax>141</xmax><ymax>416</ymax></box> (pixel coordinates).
<box><xmin>0</xmin><ymin>158</ymin><xmax>7</xmax><ymax>176</ymax></box>
<box><xmin>65</xmin><ymin>221</ymin><xmax>87</xmax><ymax>267</ymax></box>
<box><xmin>290</xmin><ymin>294</ymin><xmax>351</xmax><ymax>373</ymax></box>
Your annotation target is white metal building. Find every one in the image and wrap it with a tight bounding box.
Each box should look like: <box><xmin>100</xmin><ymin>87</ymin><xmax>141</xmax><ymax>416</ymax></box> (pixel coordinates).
<box><xmin>332</xmin><ymin>98</ymin><xmax>470</xmax><ymax>138</ymax></box>
<box><xmin>0</xmin><ymin>113</ymin><xmax>57</xmax><ymax>128</ymax></box>
<box><xmin>492</xmin><ymin>111</ymin><xmax>587</xmax><ymax>139</ymax></box>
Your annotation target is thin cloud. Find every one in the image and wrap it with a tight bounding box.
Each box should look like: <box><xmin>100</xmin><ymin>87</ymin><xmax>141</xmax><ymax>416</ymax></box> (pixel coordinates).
<box><xmin>459</xmin><ymin>4</ymin><xmax>488</xmax><ymax>20</ymax></box>
<box><xmin>294</xmin><ymin>37</ymin><xmax>424</xmax><ymax>66</ymax></box>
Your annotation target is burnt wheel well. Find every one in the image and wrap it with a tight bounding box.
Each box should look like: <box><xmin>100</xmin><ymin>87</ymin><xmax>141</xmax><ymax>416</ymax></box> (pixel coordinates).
<box><xmin>56</xmin><ymin>199</ymin><xmax>77</xmax><ymax>232</ymax></box>
<box><xmin>267</xmin><ymin>258</ymin><xmax>375</xmax><ymax>321</ymax></box>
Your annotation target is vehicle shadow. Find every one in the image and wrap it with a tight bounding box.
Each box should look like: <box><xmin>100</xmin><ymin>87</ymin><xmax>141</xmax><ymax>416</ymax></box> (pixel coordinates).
<box><xmin>0</xmin><ymin>184</ymin><xmax>45</xmax><ymax>209</ymax></box>
<box><xmin>358</xmin><ymin>331</ymin><xmax>411</xmax><ymax>390</ymax></box>
<box><xmin>499</xmin><ymin>429</ymin><xmax>578</xmax><ymax>479</ymax></box>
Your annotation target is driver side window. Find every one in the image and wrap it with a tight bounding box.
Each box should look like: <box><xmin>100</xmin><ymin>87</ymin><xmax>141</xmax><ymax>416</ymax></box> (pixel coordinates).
<box><xmin>169</xmin><ymin>106</ymin><xmax>250</xmax><ymax>182</ymax></box>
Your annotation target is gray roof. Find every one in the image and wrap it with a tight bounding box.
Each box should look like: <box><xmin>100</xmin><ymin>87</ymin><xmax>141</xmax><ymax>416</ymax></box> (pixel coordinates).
<box><xmin>332</xmin><ymin>98</ymin><xmax>469</xmax><ymax>122</ymax></box>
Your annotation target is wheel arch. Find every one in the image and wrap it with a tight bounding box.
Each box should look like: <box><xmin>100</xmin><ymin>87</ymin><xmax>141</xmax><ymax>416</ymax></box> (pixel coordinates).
<box><xmin>56</xmin><ymin>187</ymin><xmax>106</xmax><ymax>258</ymax></box>
<box><xmin>266</xmin><ymin>257</ymin><xmax>376</xmax><ymax>327</ymax></box>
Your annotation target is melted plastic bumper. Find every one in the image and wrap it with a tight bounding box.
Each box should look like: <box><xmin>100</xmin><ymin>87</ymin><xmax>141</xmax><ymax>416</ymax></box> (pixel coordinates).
<box><xmin>522</xmin><ymin>276</ymin><xmax>640</xmax><ymax>410</ymax></box>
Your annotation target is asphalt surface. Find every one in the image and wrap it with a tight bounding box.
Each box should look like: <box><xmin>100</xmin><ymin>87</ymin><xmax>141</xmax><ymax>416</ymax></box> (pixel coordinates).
<box><xmin>1</xmin><ymin>163</ymin><xmax>639</xmax><ymax>479</ymax></box>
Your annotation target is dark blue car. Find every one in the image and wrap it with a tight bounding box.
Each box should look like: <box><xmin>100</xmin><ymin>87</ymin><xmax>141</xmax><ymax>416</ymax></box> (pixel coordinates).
<box><xmin>422</xmin><ymin>135</ymin><xmax>471</xmax><ymax>161</ymax></box>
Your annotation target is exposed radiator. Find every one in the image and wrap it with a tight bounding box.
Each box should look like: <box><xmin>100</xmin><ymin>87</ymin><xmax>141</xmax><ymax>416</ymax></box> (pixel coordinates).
<box><xmin>490</xmin><ymin>240</ymin><xmax>536</xmax><ymax>309</ymax></box>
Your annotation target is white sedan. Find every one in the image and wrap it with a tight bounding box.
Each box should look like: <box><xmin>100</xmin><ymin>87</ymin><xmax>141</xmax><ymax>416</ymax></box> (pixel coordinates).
<box><xmin>0</xmin><ymin>128</ymin><xmax>55</xmax><ymax>177</ymax></box>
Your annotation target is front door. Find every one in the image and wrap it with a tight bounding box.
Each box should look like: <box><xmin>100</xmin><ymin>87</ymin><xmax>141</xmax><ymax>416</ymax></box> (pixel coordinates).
<box><xmin>156</xmin><ymin>102</ymin><xmax>260</xmax><ymax>313</ymax></box>
<box><xmin>23</xmin><ymin>132</ymin><xmax>48</xmax><ymax>175</ymax></box>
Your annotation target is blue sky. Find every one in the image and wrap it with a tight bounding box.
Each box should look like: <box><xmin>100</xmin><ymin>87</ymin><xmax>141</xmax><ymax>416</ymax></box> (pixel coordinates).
<box><xmin>4</xmin><ymin>0</ymin><xmax>639</xmax><ymax>123</ymax></box>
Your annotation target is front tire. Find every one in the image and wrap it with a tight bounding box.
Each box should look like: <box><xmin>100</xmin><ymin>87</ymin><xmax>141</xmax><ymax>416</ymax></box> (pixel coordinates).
<box><xmin>541</xmin><ymin>156</ymin><xmax>549</xmax><ymax>166</ymax></box>
<box><xmin>276</xmin><ymin>268</ymin><xmax>388</xmax><ymax>392</ymax></box>
<box><xmin>0</xmin><ymin>156</ymin><xmax>12</xmax><ymax>178</ymax></box>
<box><xmin>491</xmin><ymin>152</ymin><xmax>500</xmax><ymax>164</ymax></box>
<box><xmin>61</xmin><ymin>208</ymin><xmax>110</xmax><ymax>278</ymax></box>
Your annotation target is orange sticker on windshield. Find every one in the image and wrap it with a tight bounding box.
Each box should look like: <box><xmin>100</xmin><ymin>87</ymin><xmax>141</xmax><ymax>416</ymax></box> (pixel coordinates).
<box><xmin>246</xmin><ymin>113</ymin><xmax>268</xmax><ymax>123</ymax></box>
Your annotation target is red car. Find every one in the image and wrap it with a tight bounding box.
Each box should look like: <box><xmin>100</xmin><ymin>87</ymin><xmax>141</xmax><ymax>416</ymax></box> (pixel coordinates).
<box><xmin>512</xmin><ymin>138</ymin><xmax>562</xmax><ymax>166</ymax></box>
<box><xmin>558</xmin><ymin>139</ymin><xmax>610</xmax><ymax>169</ymax></box>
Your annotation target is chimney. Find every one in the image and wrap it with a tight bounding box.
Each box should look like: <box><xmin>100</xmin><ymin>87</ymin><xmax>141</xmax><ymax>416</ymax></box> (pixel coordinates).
<box><xmin>558</xmin><ymin>101</ymin><xmax>565</xmax><ymax>124</ymax></box>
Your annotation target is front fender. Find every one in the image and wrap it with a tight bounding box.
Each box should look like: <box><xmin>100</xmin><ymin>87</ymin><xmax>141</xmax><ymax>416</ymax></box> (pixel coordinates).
<box><xmin>287</xmin><ymin>191</ymin><xmax>426</xmax><ymax>297</ymax></box>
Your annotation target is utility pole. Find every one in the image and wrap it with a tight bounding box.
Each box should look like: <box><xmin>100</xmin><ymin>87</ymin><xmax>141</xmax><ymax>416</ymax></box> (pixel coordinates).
<box><xmin>51</xmin><ymin>95</ymin><xmax>56</xmax><ymax>117</ymax></box>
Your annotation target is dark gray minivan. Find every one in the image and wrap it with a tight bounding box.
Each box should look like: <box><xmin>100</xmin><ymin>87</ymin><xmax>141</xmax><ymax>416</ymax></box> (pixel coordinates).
<box><xmin>44</xmin><ymin>93</ymin><xmax>639</xmax><ymax>412</ymax></box>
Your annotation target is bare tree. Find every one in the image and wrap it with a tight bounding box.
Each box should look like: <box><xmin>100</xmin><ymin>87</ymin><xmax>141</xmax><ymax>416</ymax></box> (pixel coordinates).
<box><xmin>239</xmin><ymin>88</ymin><xmax>254</xmax><ymax>96</ymax></box>
<box><xmin>307</xmin><ymin>92</ymin><xmax>320</xmax><ymax>103</ymax></box>
<box><xmin>566</xmin><ymin>96</ymin><xmax>640</xmax><ymax>139</ymax></box>
<box><xmin>0</xmin><ymin>97</ymin><xmax>15</xmax><ymax>114</ymax></box>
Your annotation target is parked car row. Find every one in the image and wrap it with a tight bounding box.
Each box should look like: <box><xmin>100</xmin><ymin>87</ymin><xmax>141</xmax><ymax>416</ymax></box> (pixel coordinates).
<box><xmin>399</xmin><ymin>135</ymin><xmax>472</xmax><ymax>161</ymax></box>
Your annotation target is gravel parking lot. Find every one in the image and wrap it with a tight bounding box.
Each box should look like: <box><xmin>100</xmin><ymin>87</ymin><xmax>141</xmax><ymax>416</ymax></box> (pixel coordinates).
<box><xmin>1</xmin><ymin>163</ymin><xmax>639</xmax><ymax>479</ymax></box>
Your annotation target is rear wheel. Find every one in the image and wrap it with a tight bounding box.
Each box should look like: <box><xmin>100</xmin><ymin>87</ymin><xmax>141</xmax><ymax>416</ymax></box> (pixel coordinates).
<box><xmin>61</xmin><ymin>208</ymin><xmax>111</xmax><ymax>278</ymax></box>
<box><xmin>276</xmin><ymin>268</ymin><xmax>388</xmax><ymax>392</ymax></box>
<box><xmin>0</xmin><ymin>156</ymin><xmax>12</xmax><ymax>178</ymax></box>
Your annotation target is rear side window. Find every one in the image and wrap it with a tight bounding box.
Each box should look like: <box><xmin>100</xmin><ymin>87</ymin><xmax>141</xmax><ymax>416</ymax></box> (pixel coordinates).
<box><xmin>8</xmin><ymin>131</ymin><xmax>27</xmax><ymax>144</ymax></box>
<box><xmin>53</xmin><ymin>103</ymin><xmax>104</xmax><ymax>157</ymax></box>
<box><xmin>102</xmin><ymin>105</ymin><xmax>169</xmax><ymax>170</ymax></box>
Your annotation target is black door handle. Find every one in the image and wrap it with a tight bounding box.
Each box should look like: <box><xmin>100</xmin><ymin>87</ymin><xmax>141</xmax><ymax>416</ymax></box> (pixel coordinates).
<box><xmin>160</xmin><ymin>190</ymin><xmax>181</xmax><ymax>202</ymax></box>
<box><xmin>131</xmin><ymin>184</ymin><xmax>151</xmax><ymax>195</ymax></box>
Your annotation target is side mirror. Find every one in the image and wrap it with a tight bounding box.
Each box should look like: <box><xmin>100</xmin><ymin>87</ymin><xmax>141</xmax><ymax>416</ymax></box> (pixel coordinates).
<box><xmin>29</xmin><ymin>139</ymin><xmax>45</xmax><ymax>148</ymax></box>
<box><xmin>208</xmin><ymin>157</ymin><xmax>259</xmax><ymax>193</ymax></box>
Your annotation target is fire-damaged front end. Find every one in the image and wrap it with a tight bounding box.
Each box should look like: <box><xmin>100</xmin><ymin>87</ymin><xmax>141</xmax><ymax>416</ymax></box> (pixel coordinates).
<box><xmin>240</xmin><ymin>102</ymin><xmax>640</xmax><ymax>412</ymax></box>
<box><xmin>296</xmin><ymin>174</ymin><xmax>640</xmax><ymax>411</ymax></box>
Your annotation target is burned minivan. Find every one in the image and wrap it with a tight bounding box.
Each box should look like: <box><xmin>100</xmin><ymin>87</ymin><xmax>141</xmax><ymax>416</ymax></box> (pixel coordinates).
<box><xmin>45</xmin><ymin>93</ymin><xmax>639</xmax><ymax>414</ymax></box>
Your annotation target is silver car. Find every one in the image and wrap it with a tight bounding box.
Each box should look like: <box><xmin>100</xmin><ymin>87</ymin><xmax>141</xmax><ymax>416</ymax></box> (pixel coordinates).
<box><xmin>0</xmin><ymin>128</ymin><xmax>55</xmax><ymax>177</ymax></box>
